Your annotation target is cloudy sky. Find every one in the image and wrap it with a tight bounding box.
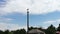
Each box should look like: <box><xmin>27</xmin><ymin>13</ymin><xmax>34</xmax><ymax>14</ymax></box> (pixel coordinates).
<box><xmin>0</xmin><ymin>0</ymin><xmax>60</xmax><ymax>31</ymax></box>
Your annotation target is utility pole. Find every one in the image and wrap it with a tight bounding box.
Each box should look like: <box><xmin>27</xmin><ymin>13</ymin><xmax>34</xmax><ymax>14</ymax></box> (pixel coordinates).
<box><xmin>27</xmin><ymin>9</ymin><xmax>29</xmax><ymax>34</ymax></box>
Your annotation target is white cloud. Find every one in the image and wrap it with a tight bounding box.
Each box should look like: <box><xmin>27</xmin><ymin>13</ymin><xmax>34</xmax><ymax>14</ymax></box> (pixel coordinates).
<box><xmin>0</xmin><ymin>18</ymin><xmax>13</xmax><ymax>20</ymax></box>
<box><xmin>44</xmin><ymin>21</ymin><xmax>56</xmax><ymax>24</ymax></box>
<box><xmin>43</xmin><ymin>19</ymin><xmax>60</xmax><ymax>28</ymax></box>
<box><xmin>0</xmin><ymin>17</ymin><xmax>27</xmax><ymax>31</ymax></box>
<box><xmin>0</xmin><ymin>0</ymin><xmax>60</xmax><ymax>15</ymax></box>
<box><xmin>44</xmin><ymin>19</ymin><xmax>60</xmax><ymax>24</ymax></box>
<box><xmin>0</xmin><ymin>22</ymin><xmax>27</xmax><ymax>31</ymax></box>
<box><xmin>0</xmin><ymin>16</ymin><xmax>27</xmax><ymax>31</ymax></box>
<box><xmin>0</xmin><ymin>17</ymin><xmax>14</xmax><ymax>23</ymax></box>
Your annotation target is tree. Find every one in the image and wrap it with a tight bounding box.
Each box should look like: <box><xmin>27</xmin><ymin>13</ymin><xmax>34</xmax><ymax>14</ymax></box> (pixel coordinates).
<box><xmin>4</xmin><ymin>30</ymin><xmax>9</xmax><ymax>34</ymax></box>
<box><xmin>0</xmin><ymin>30</ymin><xmax>3</xmax><ymax>34</ymax></box>
<box><xmin>9</xmin><ymin>31</ymin><xmax>13</xmax><ymax>34</ymax></box>
<box><xmin>57</xmin><ymin>24</ymin><xmax>60</xmax><ymax>31</ymax></box>
<box><xmin>46</xmin><ymin>24</ymin><xmax>56</xmax><ymax>34</ymax></box>
<box><xmin>19</xmin><ymin>29</ymin><xmax>26</xmax><ymax>34</ymax></box>
<box><xmin>29</xmin><ymin>27</ymin><xmax>34</xmax><ymax>31</ymax></box>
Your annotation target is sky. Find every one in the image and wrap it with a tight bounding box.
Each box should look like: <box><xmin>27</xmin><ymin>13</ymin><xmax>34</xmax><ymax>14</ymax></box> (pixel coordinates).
<box><xmin>0</xmin><ymin>0</ymin><xmax>60</xmax><ymax>31</ymax></box>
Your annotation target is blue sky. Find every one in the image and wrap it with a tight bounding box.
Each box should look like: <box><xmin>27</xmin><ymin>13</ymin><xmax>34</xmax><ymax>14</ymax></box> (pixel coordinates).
<box><xmin>0</xmin><ymin>0</ymin><xmax>60</xmax><ymax>31</ymax></box>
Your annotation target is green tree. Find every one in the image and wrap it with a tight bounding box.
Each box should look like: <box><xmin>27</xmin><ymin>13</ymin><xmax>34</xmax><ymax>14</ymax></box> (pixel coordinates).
<box><xmin>19</xmin><ymin>29</ymin><xmax>26</xmax><ymax>34</ymax></box>
<box><xmin>4</xmin><ymin>30</ymin><xmax>9</xmax><ymax>34</ymax></box>
<box><xmin>46</xmin><ymin>24</ymin><xmax>56</xmax><ymax>34</ymax></box>
<box><xmin>0</xmin><ymin>30</ymin><xmax>3</xmax><ymax>34</ymax></box>
<box><xmin>57</xmin><ymin>24</ymin><xmax>60</xmax><ymax>31</ymax></box>
<box><xmin>29</xmin><ymin>27</ymin><xmax>34</xmax><ymax>31</ymax></box>
<box><xmin>9</xmin><ymin>32</ymin><xmax>13</xmax><ymax>34</ymax></box>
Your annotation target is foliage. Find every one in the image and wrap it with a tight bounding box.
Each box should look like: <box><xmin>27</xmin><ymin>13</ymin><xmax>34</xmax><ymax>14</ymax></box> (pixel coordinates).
<box><xmin>45</xmin><ymin>24</ymin><xmax>56</xmax><ymax>34</ymax></box>
<box><xmin>57</xmin><ymin>24</ymin><xmax>60</xmax><ymax>31</ymax></box>
<box><xmin>0</xmin><ymin>24</ymin><xmax>60</xmax><ymax>34</ymax></box>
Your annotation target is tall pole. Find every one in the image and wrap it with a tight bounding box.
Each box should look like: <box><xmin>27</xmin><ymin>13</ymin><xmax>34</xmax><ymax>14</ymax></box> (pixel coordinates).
<box><xmin>27</xmin><ymin>9</ymin><xmax>29</xmax><ymax>34</ymax></box>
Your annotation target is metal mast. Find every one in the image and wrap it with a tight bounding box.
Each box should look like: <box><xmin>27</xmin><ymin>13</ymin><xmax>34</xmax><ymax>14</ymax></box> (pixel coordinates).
<box><xmin>27</xmin><ymin>9</ymin><xmax>29</xmax><ymax>33</ymax></box>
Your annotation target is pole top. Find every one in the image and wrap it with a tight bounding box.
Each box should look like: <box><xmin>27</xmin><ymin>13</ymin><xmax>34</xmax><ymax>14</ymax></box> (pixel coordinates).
<box><xmin>27</xmin><ymin>9</ymin><xmax>29</xmax><ymax>13</ymax></box>
<box><xmin>27</xmin><ymin>9</ymin><xmax>29</xmax><ymax>11</ymax></box>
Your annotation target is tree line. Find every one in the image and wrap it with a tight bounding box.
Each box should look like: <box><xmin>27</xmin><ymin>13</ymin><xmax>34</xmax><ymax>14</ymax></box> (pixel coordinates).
<box><xmin>0</xmin><ymin>29</ymin><xmax>26</xmax><ymax>34</ymax></box>
<box><xmin>0</xmin><ymin>24</ymin><xmax>60</xmax><ymax>34</ymax></box>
